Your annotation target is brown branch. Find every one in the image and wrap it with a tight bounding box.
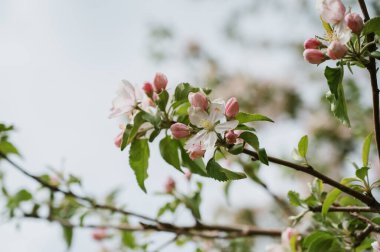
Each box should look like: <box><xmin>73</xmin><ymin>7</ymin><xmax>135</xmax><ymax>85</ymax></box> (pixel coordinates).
<box><xmin>22</xmin><ymin>213</ymin><xmax>282</xmax><ymax>239</ymax></box>
<box><xmin>310</xmin><ymin>205</ymin><xmax>380</xmax><ymax>213</ymax></box>
<box><xmin>242</xmin><ymin>149</ymin><xmax>380</xmax><ymax>208</ymax></box>
<box><xmin>358</xmin><ymin>0</ymin><xmax>380</xmax><ymax>164</ymax></box>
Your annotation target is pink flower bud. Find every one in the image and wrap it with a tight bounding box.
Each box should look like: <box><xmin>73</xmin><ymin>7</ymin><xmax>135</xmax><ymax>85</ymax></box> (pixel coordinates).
<box><xmin>170</xmin><ymin>123</ymin><xmax>191</xmax><ymax>139</ymax></box>
<box><xmin>187</xmin><ymin>143</ymin><xmax>206</xmax><ymax>160</ymax></box>
<box><xmin>327</xmin><ymin>41</ymin><xmax>348</xmax><ymax>59</ymax></box>
<box><xmin>188</xmin><ymin>92</ymin><xmax>208</xmax><ymax>110</ymax></box>
<box><xmin>49</xmin><ymin>176</ymin><xmax>60</xmax><ymax>187</ymax></box>
<box><xmin>318</xmin><ymin>0</ymin><xmax>346</xmax><ymax>25</ymax></box>
<box><xmin>304</xmin><ymin>38</ymin><xmax>321</xmax><ymax>49</ymax></box>
<box><xmin>114</xmin><ymin>129</ymin><xmax>124</xmax><ymax>148</ymax></box>
<box><xmin>225</xmin><ymin>130</ymin><xmax>238</xmax><ymax>144</ymax></box>
<box><xmin>142</xmin><ymin>82</ymin><xmax>154</xmax><ymax>96</ymax></box>
<box><xmin>225</xmin><ymin>97</ymin><xmax>239</xmax><ymax>118</ymax></box>
<box><xmin>165</xmin><ymin>177</ymin><xmax>176</xmax><ymax>193</ymax></box>
<box><xmin>185</xmin><ymin>169</ymin><xmax>192</xmax><ymax>181</ymax></box>
<box><xmin>92</xmin><ymin>228</ymin><xmax>107</xmax><ymax>241</ymax></box>
<box><xmin>303</xmin><ymin>49</ymin><xmax>325</xmax><ymax>64</ymax></box>
<box><xmin>153</xmin><ymin>72</ymin><xmax>168</xmax><ymax>92</ymax></box>
<box><xmin>345</xmin><ymin>13</ymin><xmax>364</xmax><ymax>34</ymax></box>
<box><xmin>281</xmin><ymin>227</ymin><xmax>298</xmax><ymax>246</ymax></box>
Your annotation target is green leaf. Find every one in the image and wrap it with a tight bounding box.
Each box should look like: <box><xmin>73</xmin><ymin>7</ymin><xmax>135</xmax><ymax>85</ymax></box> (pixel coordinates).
<box><xmin>362</xmin><ymin>16</ymin><xmax>380</xmax><ymax>36</ymax></box>
<box><xmin>356</xmin><ymin>167</ymin><xmax>369</xmax><ymax>181</ymax></box>
<box><xmin>120</xmin><ymin>125</ymin><xmax>133</xmax><ymax>151</ymax></box>
<box><xmin>362</xmin><ymin>132</ymin><xmax>373</xmax><ymax>167</ymax></box>
<box><xmin>370</xmin><ymin>51</ymin><xmax>380</xmax><ymax>60</ymax></box>
<box><xmin>129</xmin><ymin>139</ymin><xmax>150</xmax><ymax>192</ymax></box>
<box><xmin>321</xmin><ymin>178</ymin><xmax>355</xmax><ymax>217</ymax></box>
<box><xmin>235</xmin><ymin>112</ymin><xmax>273</xmax><ymax>123</ymax></box>
<box><xmin>206</xmin><ymin>158</ymin><xmax>246</xmax><ymax>181</ymax></box>
<box><xmin>228</xmin><ymin>143</ymin><xmax>244</xmax><ymax>155</ymax></box>
<box><xmin>178</xmin><ymin>144</ymin><xmax>207</xmax><ymax>176</ymax></box>
<box><xmin>127</xmin><ymin>112</ymin><xmax>146</xmax><ymax>144</ymax></box>
<box><xmin>0</xmin><ymin>141</ymin><xmax>19</xmax><ymax>155</ymax></box>
<box><xmin>298</xmin><ymin>135</ymin><xmax>308</xmax><ymax>159</ymax></box>
<box><xmin>174</xmin><ymin>83</ymin><xmax>199</xmax><ymax>101</ymax></box>
<box><xmin>324</xmin><ymin>66</ymin><xmax>350</xmax><ymax>127</ymax></box>
<box><xmin>239</xmin><ymin>132</ymin><xmax>259</xmax><ymax>150</ymax></box>
<box><xmin>303</xmin><ymin>231</ymin><xmax>341</xmax><ymax>252</ymax></box>
<box><xmin>122</xmin><ymin>231</ymin><xmax>136</xmax><ymax>249</ymax></box>
<box><xmin>288</xmin><ymin>191</ymin><xmax>302</xmax><ymax>207</ymax></box>
<box><xmin>159</xmin><ymin>136</ymin><xmax>181</xmax><ymax>171</ymax></box>
<box><xmin>258</xmin><ymin>148</ymin><xmax>268</xmax><ymax>165</ymax></box>
<box><xmin>156</xmin><ymin>90</ymin><xmax>169</xmax><ymax>111</ymax></box>
<box><xmin>62</xmin><ymin>226</ymin><xmax>73</xmax><ymax>248</ymax></box>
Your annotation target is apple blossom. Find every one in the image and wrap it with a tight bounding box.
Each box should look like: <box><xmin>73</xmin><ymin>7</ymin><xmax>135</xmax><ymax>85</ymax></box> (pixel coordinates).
<box><xmin>92</xmin><ymin>228</ymin><xmax>107</xmax><ymax>241</ymax></box>
<box><xmin>185</xmin><ymin>169</ymin><xmax>192</xmax><ymax>180</ymax></box>
<box><xmin>373</xmin><ymin>241</ymin><xmax>380</xmax><ymax>252</ymax></box>
<box><xmin>304</xmin><ymin>38</ymin><xmax>321</xmax><ymax>49</ymax></box>
<box><xmin>327</xmin><ymin>41</ymin><xmax>348</xmax><ymax>59</ymax></box>
<box><xmin>345</xmin><ymin>13</ymin><xmax>364</xmax><ymax>34</ymax></box>
<box><xmin>187</xmin><ymin>143</ymin><xmax>206</xmax><ymax>160</ymax></box>
<box><xmin>170</xmin><ymin>123</ymin><xmax>191</xmax><ymax>139</ymax></box>
<box><xmin>153</xmin><ymin>72</ymin><xmax>168</xmax><ymax>92</ymax></box>
<box><xmin>225</xmin><ymin>130</ymin><xmax>238</xmax><ymax>144</ymax></box>
<box><xmin>165</xmin><ymin>177</ymin><xmax>176</xmax><ymax>193</ymax></box>
<box><xmin>109</xmin><ymin>80</ymin><xmax>143</xmax><ymax>119</ymax></box>
<box><xmin>303</xmin><ymin>49</ymin><xmax>325</xmax><ymax>64</ymax></box>
<box><xmin>142</xmin><ymin>82</ymin><xmax>154</xmax><ymax>96</ymax></box>
<box><xmin>188</xmin><ymin>92</ymin><xmax>208</xmax><ymax>111</ymax></box>
<box><xmin>317</xmin><ymin>0</ymin><xmax>346</xmax><ymax>25</ymax></box>
<box><xmin>185</xmin><ymin>100</ymin><xmax>239</xmax><ymax>156</ymax></box>
<box><xmin>225</xmin><ymin>97</ymin><xmax>239</xmax><ymax>118</ymax></box>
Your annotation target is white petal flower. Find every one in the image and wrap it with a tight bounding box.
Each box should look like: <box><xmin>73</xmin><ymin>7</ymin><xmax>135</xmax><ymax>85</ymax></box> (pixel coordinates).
<box><xmin>215</xmin><ymin>120</ymin><xmax>239</xmax><ymax>134</ymax></box>
<box><xmin>109</xmin><ymin>80</ymin><xmax>144</xmax><ymax>119</ymax></box>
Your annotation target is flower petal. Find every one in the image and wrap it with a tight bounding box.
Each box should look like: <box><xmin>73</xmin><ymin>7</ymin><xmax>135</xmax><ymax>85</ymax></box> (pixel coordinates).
<box><xmin>209</xmin><ymin>99</ymin><xmax>225</xmax><ymax>124</ymax></box>
<box><xmin>189</xmin><ymin>107</ymin><xmax>209</xmax><ymax>128</ymax></box>
<box><xmin>185</xmin><ymin>130</ymin><xmax>208</xmax><ymax>150</ymax></box>
<box><xmin>204</xmin><ymin>132</ymin><xmax>218</xmax><ymax>149</ymax></box>
<box><xmin>214</xmin><ymin>120</ymin><xmax>239</xmax><ymax>134</ymax></box>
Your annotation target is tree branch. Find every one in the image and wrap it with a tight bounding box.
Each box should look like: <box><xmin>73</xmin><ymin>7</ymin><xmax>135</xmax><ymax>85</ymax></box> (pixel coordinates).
<box><xmin>358</xmin><ymin>0</ymin><xmax>380</xmax><ymax>164</ymax></box>
<box><xmin>242</xmin><ymin>149</ymin><xmax>380</xmax><ymax>208</ymax></box>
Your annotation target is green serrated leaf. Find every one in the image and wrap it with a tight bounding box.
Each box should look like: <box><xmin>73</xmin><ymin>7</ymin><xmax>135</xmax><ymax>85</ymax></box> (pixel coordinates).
<box><xmin>120</xmin><ymin>125</ymin><xmax>133</xmax><ymax>150</ymax></box>
<box><xmin>174</xmin><ymin>83</ymin><xmax>199</xmax><ymax>101</ymax></box>
<box><xmin>288</xmin><ymin>190</ymin><xmax>302</xmax><ymax>207</ymax></box>
<box><xmin>206</xmin><ymin>158</ymin><xmax>246</xmax><ymax>181</ymax></box>
<box><xmin>228</xmin><ymin>143</ymin><xmax>244</xmax><ymax>155</ymax></box>
<box><xmin>362</xmin><ymin>132</ymin><xmax>373</xmax><ymax>167</ymax></box>
<box><xmin>159</xmin><ymin>136</ymin><xmax>181</xmax><ymax>171</ymax></box>
<box><xmin>298</xmin><ymin>135</ymin><xmax>308</xmax><ymax>159</ymax></box>
<box><xmin>362</xmin><ymin>16</ymin><xmax>380</xmax><ymax>36</ymax></box>
<box><xmin>321</xmin><ymin>178</ymin><xmax>355</xmax><ymax>217</ymax></box>
<box><xmin>235</xmin><ymin>112</ymin><xmax>273</xmax><ymax>123</ymax></box>
<box><xmin>0</xmin><ymin>141</ymin><xmax>19</xmax><ymax>155</ymax></box>
<box><xmin>129</xmin><ymin>139</ymin><xmax>150</xmax><ymax>192</ymax></box>
<box><xmin>239</xmin><ymin>132</ymin><xmax>259</xmax><ymax>150</ymax></box>
<box><xmin>324</xmin><ymin>66</ymin><xmax>350</xmax><ymax>127</ymax></box>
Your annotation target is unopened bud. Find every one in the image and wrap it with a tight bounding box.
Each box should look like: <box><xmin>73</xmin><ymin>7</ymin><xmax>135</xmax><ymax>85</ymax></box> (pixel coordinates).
<box><xmin>225</xmin><ymin>97</ymin><xmax>239</xmax><ymax>118</ymax></box>
<box><xmin>114</xmin><ymin>129</ymin><xmax>124</xmax><ymax>148</ymax></box>
<box><xmin>170</xmin><ymin>123</ymin><xmax>191</xmax><ymax>139</ymax></box>
<box><xmin>303</xmin><ymin>49</ymin><xmax>325</xmax><ymax>64</ymax></box>
<box><xmin>92</xmin><ymin>228</ymin><xmax>107</xmax><ymax>241</ymax></box>
<box><xmin>318</xmin><ymin>0</ymin><xmax>346</xmax><ymax>25</ymax></box>
<box><xmin>142</xmin><ymin>82</ymin><xmax>154</xmax><ymax>96</ymax></box>
<box><xmin>225</xmin><ymin>130</ymin><xmax>238</xmax><ymax>144</ymax></box>
<box><xmin>345</xmin><ymin>13</ymin><xmax>364</xmax><ymax>34</ymax></box>
<box><xmin>165</xmin><ymin>177</ymin><xmax>176</xmax><ymax>193</ymax></box>
<box><xmin>185</xmin><ymin>169</ymin><xmax>192</xmax><ymax>181</ymax></box>
<box><xmin>187</xmin><ymin>143</ymin><xmax>206</xmax><ymax>160</ymax></box>
<box><xmin>188</xmin><ymin>92</ymin><xmax>208</xmax><ymax>110</ymax></box>
<box><xmin>304</xmin><ymin>38</ymin><xmax>321</xmax><ymax>49</ymax></box>
<box><xmin>327</xmin><ymin>41</ymin><xmax>348</xmax><ymax>59</ymax></box>
<box><xmin>153</xmin><ymin>72</ymin><xmax>168</xmax><ymax>92</ymax></box>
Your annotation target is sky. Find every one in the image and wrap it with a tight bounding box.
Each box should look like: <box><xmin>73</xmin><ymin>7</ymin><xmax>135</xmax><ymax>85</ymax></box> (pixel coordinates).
<box><xmin>0</xmin><ymin>0</ymin><xmax>343</xmax><ymax>251</ymax></box>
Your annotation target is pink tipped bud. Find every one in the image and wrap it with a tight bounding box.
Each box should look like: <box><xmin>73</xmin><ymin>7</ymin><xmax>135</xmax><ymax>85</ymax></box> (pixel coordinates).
<box><xmin>225</xmin><ymin>97</ymin><xmax>239</xmax><ymax>118</ymax></box>
<box><xmin>304</xmin><ymin>38</ymin><xmax>321</xmax><ymax>49</ymax></box>
<box><xmin>153</xmin><ymin>72</ymin><xmax>168</xmax><ymax>92</ymax></box>
<box><xmin>165</xmin><ymin>177</ymin><xmax>176</xmax><ymax>193</ymax></box>
<box><xmin>114</xmin><ymin>129</ymin><xmax>124</xmax><ymax>148</ymax></box>
<box><xmin>92</xmin><ymin>228</ymin><xmax>107</xmax><ymax>241</ymax></box>
<box><xmin>318</xmin><ymin>0</ymin><xmax>346</xmax><ymax>25</ymax></box>
<box><xmin>185</xmin><ymin>169</ymin><xmax>192</xmax><ymax>181</ymax></box>
<box><xmin>49</xmin><ymin>176</ymin><xmax>60</xmax><ymax>187</ymax></box>
<box><xmin>188</xmin><ymin>92</ymin><xmax>208</xmax><ymax>110</ymax></box>
<box><xmin>327</xmin><ymin>41</ymin><xmax>348</xmax><ymax>60</ymax></box>
<box><xmin>303</xmin><ymin>49</ymin><xmax>325</xmax><ymax>64</ymax></box>
<box><xmin>187</xmin><ymin>143</ymin><xmax>206</xmax><ymax>160</ymax></box>
<box><xmin>281</xmin><ymin>228</ymin><xmax>299</xmax><ymax>246</ymax></box>
<box><xmin>170</xmin><ymin>123</ymin><xmax>191</xmax><ymax>139</ymax></box>
<box><xmin>142</xmin><ymin>82</ymin><xmax>154</xmax><ymax>96</ymax></box>
<box><xmin>345</xmin><ymin>13</ymin><xmax>364</xmax><ymax>34</ymax></box>
<box><xmin>225</xmin><ymin>130</ymin><xmax>238</xmax><ymax>144</ymax></box>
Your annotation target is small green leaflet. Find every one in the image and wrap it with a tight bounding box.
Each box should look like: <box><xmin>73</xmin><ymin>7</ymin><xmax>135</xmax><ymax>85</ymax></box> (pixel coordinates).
<box><xmin>324</xmin><ymin>66</ymin><xmax>350</xmax><ymax>127</ymax></box>
<box><xmin>129</xmin><ymin>139</ymin><xmax>150</xmax><ymax>192</ymax></box>
<box><xmin>62</xmin><ymin>226</ymin><xmax>74</xmax><ymax>248</ymax></box>
<box><xmin>174</xmin><ymin>83</ymin><xmax>199</xmax><ymax>101</ymax></box>
<box><xmin>235</xmin><ymin>112</ymin><xmax>273</xmax><ymax>123</ymax></box>
<box><xmin>288</xmin><ymin>190</ymin><xmax>302</xmax><ymax>207</ymax></box>
<box><xmin>159</xmin><ymin>137</ymin><xmax>181</xmax><ymax>171</ymax></box>
<box><xmin>206</xmin><ymin>158</ymin><xmax>246</xmax><ymax>181</ymax></box>
<box><xmin>298</xmin><ymin>135</ymin><xmax>308</xmax><ymax>159</ymax></box>
<box><xmin>362</xmin><ymin>132</ymin><xmax>373</xmax><ymax>167</ymax></box>
<box><xmin>239</xmin><ymin>132</ymin><xmax>259</xmax><ymax>150</ymax></box>
<box><xmin>362</xmin><ymin>16</ymin><xmax>380</xmax><ymax>36</ymax></box>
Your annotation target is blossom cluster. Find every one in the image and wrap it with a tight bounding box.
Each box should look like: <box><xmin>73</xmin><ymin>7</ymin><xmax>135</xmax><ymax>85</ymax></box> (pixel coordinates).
<box><xmin>303</xmin><ymin>0</ymin><xmax>364</xmax><ymax>64</ymax></box>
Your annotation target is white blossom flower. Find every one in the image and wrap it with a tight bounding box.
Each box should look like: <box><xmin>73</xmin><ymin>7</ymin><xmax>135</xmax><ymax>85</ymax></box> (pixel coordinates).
<box><xmin>185</xmin><ymin>99</ymin><xmax>238</xmax><ymax>158</ymax></box>
<box><xmin>109</xmin><ymin>80</ymin><xmax>144</xmax><ymax>119</ymax></box>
